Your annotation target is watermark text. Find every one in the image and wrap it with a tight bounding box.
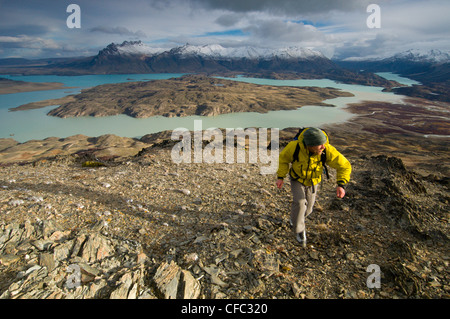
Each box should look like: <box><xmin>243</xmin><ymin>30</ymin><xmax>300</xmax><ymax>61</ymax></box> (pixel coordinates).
<box><xmin>367</xmin><ymin>4</ymin><xmax>381</xmax><ymax>29</ymax></box>
<box><xmin>171</xmin><ymin>120</ymin><xmax>279</xmax><ymax>175</ymax></box>
<box><xmin>366</xmin><ymin>264</ymin><xmax>381</xmax><ymax>288</ymax></box>
<box><xmin>65</xmin><ymin>264</ymin><xmax>81</xmax><ymax>289</ymax></box>
<box><xmin>66</xmin><ymin>4</ymin><xmax>81</xmax><ymax>29</ymax></box>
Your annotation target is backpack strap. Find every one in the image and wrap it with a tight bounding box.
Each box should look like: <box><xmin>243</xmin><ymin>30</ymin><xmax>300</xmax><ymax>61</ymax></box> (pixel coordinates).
<box><xmin>293</xmin><ymin>127</ymin><xmax>306</xmax><ymax>141</ymax></box>
<box><xmin>321</xmin><ymin>150</ymin><xmax>329</xmax><ymax>180</ymax></box>
<box><xmin>293</xmin><ymin>142</ymin><xmax>301</xmax><ymax>162</ymax></box>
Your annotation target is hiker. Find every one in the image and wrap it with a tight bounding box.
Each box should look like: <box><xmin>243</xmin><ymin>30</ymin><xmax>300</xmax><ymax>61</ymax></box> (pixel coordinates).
<box><xmin>276</xmin><ymin>127</ymin><xmax>351</xmax><ymax>246</ymax></box>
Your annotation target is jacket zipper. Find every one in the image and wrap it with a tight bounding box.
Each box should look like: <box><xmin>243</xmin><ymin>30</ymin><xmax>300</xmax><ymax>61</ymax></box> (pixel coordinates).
<box><xmin>305</xmin><ymin>153</ymin><xmax>311</xmax><ymax>181</ymax></box>
<box><xmin>306</xmin><ymin>153</ymin><xmax>318</xmax><ymax>193</ymax></box>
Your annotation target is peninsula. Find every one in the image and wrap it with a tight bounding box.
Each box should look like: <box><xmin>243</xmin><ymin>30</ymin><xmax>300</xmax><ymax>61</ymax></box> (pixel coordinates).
<box><xmin>0</xmin><ymin>77</ymin><xmax>75</xmax><ymax>95</ymax></box>
<box><xmin>11</xmin><ymin>75</ymin><xmax>354</xmax><ymax>118</ymax></box>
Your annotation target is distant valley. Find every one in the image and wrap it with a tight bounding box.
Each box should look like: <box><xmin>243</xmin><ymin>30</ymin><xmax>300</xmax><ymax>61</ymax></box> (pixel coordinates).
<box><xmin>336</xmin><ymin>49</ymin><xmax>450</xmax><ymax>102</ymax></box>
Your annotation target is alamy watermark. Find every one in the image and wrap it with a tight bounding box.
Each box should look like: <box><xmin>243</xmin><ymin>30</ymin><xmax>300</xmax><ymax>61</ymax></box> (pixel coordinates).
<box><xmin>366</xmin><ymin>264</ymin><xmax>381</xmax><ymax>288</ymax></box>
<box><xmin>65</xmin><ymin>264</ymin><xmax>81</xmax><ymax>289</ymax></box>
<box><xmin>170</xmin><ymin>120</ymin><xmax>279</xmax><ymax>175</ymax></box>
<box><xmin>367</xmin><ymin>4</ymin><xmax>381</xmax><ymax>29</ymax></box>
<box><xmin>66</xmin><ymin>4</ymin><xmax>81</xmax><ymax>29</ymax></box>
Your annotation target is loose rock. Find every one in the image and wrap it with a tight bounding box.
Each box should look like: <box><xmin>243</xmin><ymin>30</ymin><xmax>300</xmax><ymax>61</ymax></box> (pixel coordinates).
<box><xmin>0</xmin><ymin>131</ymin><xmax>449</xmax><ymax>299</ymax></box>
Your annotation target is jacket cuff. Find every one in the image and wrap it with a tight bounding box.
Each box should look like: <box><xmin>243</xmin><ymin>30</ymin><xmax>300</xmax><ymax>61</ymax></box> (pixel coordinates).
<box><xmin>337</xmin><ymin>182</ymin><xmax>346</xmax><ymax>189</ymax></box>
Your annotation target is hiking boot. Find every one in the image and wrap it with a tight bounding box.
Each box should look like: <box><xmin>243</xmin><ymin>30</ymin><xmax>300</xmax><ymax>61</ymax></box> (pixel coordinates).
<box><xmin>296</xmin><ymin>230</ymin><xmax>307</xmax><ymax>247</ymax></box>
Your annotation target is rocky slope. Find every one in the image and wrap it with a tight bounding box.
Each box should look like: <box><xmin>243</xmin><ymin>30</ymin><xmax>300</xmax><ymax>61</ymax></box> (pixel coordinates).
<box><xmin>0</xmin><ymin>123</ymin><xmax>448</xmax><ymax>300</ymax></box>
<box><xmin>0</xmin><ymin>134</ymin><xmax>150</xmax><ymax>164</ymax></box>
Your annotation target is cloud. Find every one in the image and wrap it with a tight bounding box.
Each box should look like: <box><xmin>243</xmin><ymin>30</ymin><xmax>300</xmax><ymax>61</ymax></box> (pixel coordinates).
<box><xmin>215</xmin><ymin>13</ymin><xmax>246</xmax><ymax>27</ymax></box>
<box><xmin>333</xmin><ymin>33</ymin><xmax>395</xmax><ymax>60</ymax></box>
<box><xmin>330</xmin><ymin>0</ymin><xmax>450</xmax><ymax>59</ymax></box>
<box><xmin>0</xmin><ymin>0</ymin><xmax>448</xmax><ymax>60</ymax></box>
<box><xmin>189</xmin><ymin>0</ymin><xmax>374</xmax><ymax>15</ymax></box>
<box><xmin>0</xmin><ymin>35</ymin><xmax>59</xmax><ymax>50</ymax></box>
<box><xmin>242</xmin><ymin>19</ymin><xmax>326</xmax><ymax>47</ymax></box>
<box><xmin>0</xmin><ymin>35</ymin><xmax>63</xmax><ymax>58</ymax></box>
<box><xmin>90</xmin><ymin>26</ymin><xmax>147</xmax><ymax>38</ymax></box>
<box><xmin>0</xmin><ymin>24</ymin><xmax>52</xmax><ymax>37</ymax></box>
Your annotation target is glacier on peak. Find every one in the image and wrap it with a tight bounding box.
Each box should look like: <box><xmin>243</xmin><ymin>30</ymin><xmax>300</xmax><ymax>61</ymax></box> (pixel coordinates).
<box><xmin>102</xmin><ymin>41</ymin><xmax>326</xmax><ymax>60</ymax></box>
<box><xmin>114</xmin><ymin>41</ymin><xmax>166</xmax><ymax>56</ymax></box>
<box><xmin>392</xmin><ymin>49</ymin><xmax>450</xmax><ymax>63</ymax></box>
<box><xmin>341</xmin><ymin>49</ymin><xmax>450</xmax><ymax>63</ymax></box>
<box><xmin>170</xmin><ymin>43</ymin><xmax>325</xmax><ymax>59</ymax></box>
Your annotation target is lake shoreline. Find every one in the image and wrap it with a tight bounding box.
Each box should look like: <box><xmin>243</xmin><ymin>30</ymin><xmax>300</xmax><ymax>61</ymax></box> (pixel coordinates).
<box><xmin>1</xmin><ymin>95</ymin><xmax>448</xmax><ymax>172</ymax></box>
<box><xmin>8</xmin><ymin>74</ymin><xmax>354</xmax><ymax>118</ymax></box>
<box><xmin>0</xmin><ymin>77</ymin><xmax>77</xmax><ymax>95</ymax></box>
<box><xmin>0</xmin><ymin>72</ymin><xmax>428</xmax><ymax>143</ymax></box>
<box><xmin>8</xmin><ymin>95</ymin><xmax>76</xmax><ymax>112</ymax></box>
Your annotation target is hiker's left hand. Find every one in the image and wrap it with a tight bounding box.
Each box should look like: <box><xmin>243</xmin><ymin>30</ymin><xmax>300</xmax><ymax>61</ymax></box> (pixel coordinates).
<box><xmin>336</xmin><ymin>186</ymin><xmax>345</xmax><ymax>198</ymax></box>
<box><xmin>276</xmin><ymin>179</ymin><xmax>284</xmax><ymax>189</ymax></box>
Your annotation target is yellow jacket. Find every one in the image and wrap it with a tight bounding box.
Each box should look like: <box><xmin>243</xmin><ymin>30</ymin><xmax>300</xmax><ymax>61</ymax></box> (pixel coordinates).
<box><xmin>277</xmin><ymin>128</ymin><xmax>351</xmax><ymax>187</ymax></box>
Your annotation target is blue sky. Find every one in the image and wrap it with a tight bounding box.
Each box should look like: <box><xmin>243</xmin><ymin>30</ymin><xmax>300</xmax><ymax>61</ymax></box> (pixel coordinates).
<box><xmin>0</xmin><ymin>0</ymin><xmax>449</xmax><ymax>60</ymax></box>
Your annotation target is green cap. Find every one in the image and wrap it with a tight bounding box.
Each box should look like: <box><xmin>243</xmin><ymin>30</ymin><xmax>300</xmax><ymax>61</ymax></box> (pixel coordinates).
<box><xmin>303</xmin><ymin>128</ymin><xmax>327</xmax><ymax>146</ymax></box>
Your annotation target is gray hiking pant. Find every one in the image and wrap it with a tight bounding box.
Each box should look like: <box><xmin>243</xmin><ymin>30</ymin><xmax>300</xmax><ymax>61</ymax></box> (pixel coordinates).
<box><xmin>290</xmin><ymin>179</ymin><xmax>318</xmax><ymax>234</ymax></box>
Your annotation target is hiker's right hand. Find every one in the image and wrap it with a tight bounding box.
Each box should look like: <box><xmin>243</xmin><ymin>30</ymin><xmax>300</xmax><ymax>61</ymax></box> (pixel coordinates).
<box><xmin>276</xmin><ymin>179</ymin><xmax>284</xmax><ymax>189</ymax></box>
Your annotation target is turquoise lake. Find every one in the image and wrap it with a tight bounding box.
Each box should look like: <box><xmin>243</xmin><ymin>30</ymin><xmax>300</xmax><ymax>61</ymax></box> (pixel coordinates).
<box><xmin>0</xmin><ymin>73</ymin><xmax>415</xmax><ymax>143</ymax></box>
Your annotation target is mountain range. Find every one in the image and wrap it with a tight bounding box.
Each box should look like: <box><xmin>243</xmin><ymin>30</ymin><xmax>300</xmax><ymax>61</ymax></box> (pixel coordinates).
<box><xmin>75</xmin><ymin>41</ymin><xmax>349</xmax><ymax>78</ymax></box>
<box><xmin>0</xmin><ymin>41</ymin><xmax>394</xmax><ymax>87</ymax></box>
<box><xmin>107</xmin><ymin>41</ymin><xmax>327</xmax><ymax>60</ymax></box>
<box><xmin>341</xmin><ymin>49</ymin><xmax>450</xmax><ymax>64</ymax></box>
<box><xmin>0</xmin><ymin>41</ymin><xmax>448</xmax><ymax>91</ymax></box>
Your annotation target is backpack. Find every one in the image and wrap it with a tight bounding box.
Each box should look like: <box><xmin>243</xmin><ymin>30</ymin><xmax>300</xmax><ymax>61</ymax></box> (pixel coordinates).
<box><xmin>292</xmin><ymin>127</ymin><xmax>329</xmax><ymax>180</ymax></box>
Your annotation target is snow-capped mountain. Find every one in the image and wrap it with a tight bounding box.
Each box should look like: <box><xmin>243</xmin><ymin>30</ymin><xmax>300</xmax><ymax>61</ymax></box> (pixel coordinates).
<box><xmin>101</xmin><ymin>41</ymin><xmax>326</xmax><ymax>60</ymax></box>
<box><xmin>75</xmin><ymin>41</ymin><xmax>392</xmax><ymax>86</ymax></box>
<box><xmin>98</xmin><ymin>41</ymin><xmax>165</xmax><ymax>57</ymax></box>
<box><xmin>272</xmin><ymin>47</ymin><xmax>326</xmax><ymax>59</ymax></box>
<box><xmin>390</xmin><ymin>49</ymin><xmax>450</xmax><ymax>63</ymax></box>
<box><xmin>115</xmin><ymin>41</ymin><xmax>166</xmax><ymax>56</ymax></box>
<box><xmin>171</xmin><ymin>43</ymin><xmax>326</xmax><ymax>60</ymax></box>
<box><xmin>6</xmin><ymin>40</ymin><xmax>395</xmax><ymax>86</ymax></box>
<box><xmin>342</xmin><ymin>49</ymin><xmax>450</xmax><ymax>63</ymax></box>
